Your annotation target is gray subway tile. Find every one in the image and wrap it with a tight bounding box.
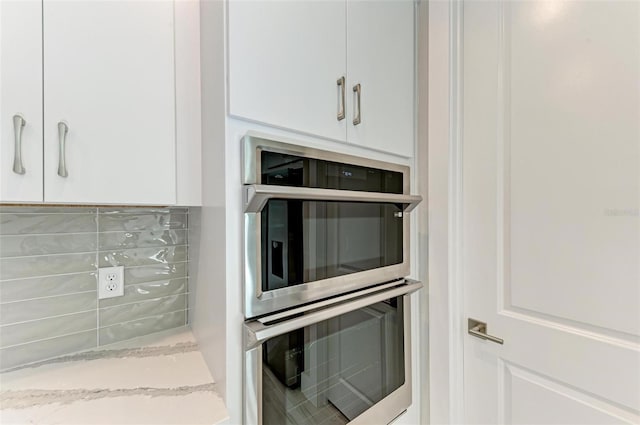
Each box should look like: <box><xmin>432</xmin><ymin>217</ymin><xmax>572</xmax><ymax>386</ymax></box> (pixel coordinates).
<box><xmin>0</xmin><ymin>207</ymin><xmax>189</xmax><ymax>369</ymax></box>
<box><xmin>99</xmin><ymin>278</ymin><xmax>187</xmax><ymax>308</ymax></box>
<box><xmin>98</xmin><ymin>310</ymin><xmax>186</xmax><ymax>346</ymax></box>
<box><xmin>0</xmin><ymin>213</ymin><xmax>96</xmax><ymax>235</ymax></box>
<box><xmin>0</xmin><ymin>207</ymin><xmax>97</xmax><ymax>214</ymax></box>
<box><xmin>0</xmin><ymin>330</ymin><xmax>97</xmax><ymax>371</ymax></box>
<box><xmin>0</xmin><ymin>253</ymin><xmax>97</xmax><ymax>281</ymax></box>
<box><xmin>98</xmin><ymin>213</ymin><xmax>187</xmax><ymax>233</ymax></box>
<box><xmin>0</xmin><ymin>272</ymin><xmax>97</xmax><ymax>303</ymax></box>
<box><xmin>99</xmin><ymin>294</ymin><xmax>187</xmax><ymax>327</ymax></box>
<box><xmin>98</xmin><ymin>230</ymin><xmax>187</xmax><ymax>251</ymax></box>
<box><xmin>123</xmin><ymin>263</ymin><xmax>188</xmax><ymax>285</ymax></box>
<box><xmin>99</xmin><ymin>207</ymin><xmax>188</xmax><ymax>214</ymax></box>
<box><xmin>0</xmin><ymin>311</ymin><xmax>96</xmax><ymax>348</ymax></box>
<box><xmin>98</xmin><ymin>245</ymin><xmax>187</xmax><ymax>268</ymax></box>
<box><xmin>0</xmin><ymin>292</ymin><xmax>97</xmax><ymax>325</ymax></box>
<box><xmin>0</xmin><ymin>233</ymin><xmax>97</xmax><ymax>258</ymax></box>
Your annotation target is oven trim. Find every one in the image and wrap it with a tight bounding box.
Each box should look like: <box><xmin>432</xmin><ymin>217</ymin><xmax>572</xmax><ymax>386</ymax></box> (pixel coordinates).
<box><xmin>242</xmin><ymin>134</ymin><xmax>411</xmax><ymax>195</ymax></box>
<box><xmin>242</xmin><ymin>134</ymin><xmax>421</xmax><ymax>319</ymax></box>
<box><xmin>243</xmin><ymin>281</ymin><xmax>420</xmax><ymax>425</ymax></box>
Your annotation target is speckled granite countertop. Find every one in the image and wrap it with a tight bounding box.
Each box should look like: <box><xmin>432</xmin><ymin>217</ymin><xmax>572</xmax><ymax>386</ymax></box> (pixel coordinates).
<box><xmin>0</xmin><ymin>327</ymin><xmax>228</xmax><ymax>425</ymax></box>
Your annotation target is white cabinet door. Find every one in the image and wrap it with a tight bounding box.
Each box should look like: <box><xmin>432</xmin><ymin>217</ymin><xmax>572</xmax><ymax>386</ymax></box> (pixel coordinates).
<box><xmin>462</xmin><ymin>1</ymin><xmax>639</xmax><ymax>423</ymax></box>
<box><xmin>0</xmin><ymin>0</ymin><xmax>43</xmax><ymax>202</ymax></box>
<box><xmin>228</xmin><ymin>0</ymin><xmax>347</xmax><ymax>142</ymax></box>
<box><xmin>43</xmin><ymin>0</ymin><xmax>176</xmax><ymax>205</ymax></box>
<box><xmin>346</xmin><ymin>0</ymin><xmax>414</xmax><ymax>158</ymax></box>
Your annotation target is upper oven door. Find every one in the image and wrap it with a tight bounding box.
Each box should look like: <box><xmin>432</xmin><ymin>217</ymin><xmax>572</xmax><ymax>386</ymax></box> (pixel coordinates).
<box><xmin>243</xmin><ymin>136</ymin><xmax>422</xmax><ymax>318</ymax></box>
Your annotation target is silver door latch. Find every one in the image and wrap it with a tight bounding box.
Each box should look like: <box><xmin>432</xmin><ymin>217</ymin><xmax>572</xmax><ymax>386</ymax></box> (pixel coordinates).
<box><xmin>468</xmin><ymin>318</ymin><xmax>504</xmax><ymax>345</ymax></box>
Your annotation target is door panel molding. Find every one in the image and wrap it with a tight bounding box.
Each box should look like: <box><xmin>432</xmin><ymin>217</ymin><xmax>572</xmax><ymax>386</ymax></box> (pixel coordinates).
<box><xmin>503</xmin><ymin>361</ymin><xmax>638</xmax><ymax>424</ymax></box>
<box><xmin>499</xmin><ymin>309</ymin><xmax>640</xmax><ymax>347</ymax></box>
<box><xmin>496</xmin><ymin>0</ymin><xmax>511</xmax><ymax>318</ymax></box>
<box><xmin>498</xmin><ymin>313</ymin><xmax>640</xmax><ymax>413</ymax></box>
<box><xmin>496</xmin><ymin>0</ymin><xmax>639</xmax><ymax>339</ymax></box>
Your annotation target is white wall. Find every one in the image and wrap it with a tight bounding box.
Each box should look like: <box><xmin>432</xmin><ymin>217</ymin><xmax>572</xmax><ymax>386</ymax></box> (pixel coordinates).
<box><xmin>428</xmin><ymin>1</ymin><xmax>458</xmax><ymax>424</ymax></box>
<box><xmin>189</xmin><ymin>0</ymin><xmax>228</xmax><ymax>416</ymax></box>
<box><xmin>416</xmin><ymin>1</ymin><xmax>430</xmax><ymax>424</ymax></box>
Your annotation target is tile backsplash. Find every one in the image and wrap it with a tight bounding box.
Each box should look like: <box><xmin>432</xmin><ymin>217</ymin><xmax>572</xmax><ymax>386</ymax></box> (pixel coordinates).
<box><xmin>0</xmin><ymin>207</ymin><xmax>189</xmax><ymax>371</ymax></box>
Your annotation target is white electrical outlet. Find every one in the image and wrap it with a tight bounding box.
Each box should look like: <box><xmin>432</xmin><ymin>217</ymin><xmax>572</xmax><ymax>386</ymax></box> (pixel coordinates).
<box><xmin>98</xmin><ymin>266</ymin><xmax>124</xmax><ymax>299</ymax></box>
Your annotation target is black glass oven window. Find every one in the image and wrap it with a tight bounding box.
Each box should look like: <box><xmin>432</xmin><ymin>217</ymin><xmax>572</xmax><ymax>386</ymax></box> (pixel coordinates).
<box><xmin>261</xmin><ymin>296</ymin><xmax>405</xmax><ymax>425</ymax></box>
<box><xmin>261</xmin><ymin>201</ymin><xmax>403</xmax><ymax>292</ymax></box>
<box><xmin>261</xmin><ymin>151</ymin><xmax>403</xmax><ymax>194</ymax></box>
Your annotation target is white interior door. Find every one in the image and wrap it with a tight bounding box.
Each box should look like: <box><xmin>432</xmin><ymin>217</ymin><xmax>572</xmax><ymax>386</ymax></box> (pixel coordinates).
<box><xmin>0</xmin><ymin>0</ymin><xmax>43</xmax><ymax>202</ymax></box>
<box><xmin>462</xmin><ymin>1</ymin><xmax>639</xmax><ymax>423</ymax></box>
<box><xmin>43</xmin><ymin>0</ymin><xmax>175</xmax><ymax>204</ymax></box>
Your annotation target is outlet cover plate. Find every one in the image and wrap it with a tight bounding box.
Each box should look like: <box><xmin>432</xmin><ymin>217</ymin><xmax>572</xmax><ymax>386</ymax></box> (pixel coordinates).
<box><xmin>98</xmin><ymin>266</ymin><xmax>124</xmax><ymax>299</ymax></box>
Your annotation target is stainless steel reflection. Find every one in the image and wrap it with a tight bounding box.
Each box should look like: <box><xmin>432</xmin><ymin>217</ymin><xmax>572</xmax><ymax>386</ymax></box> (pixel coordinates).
<box><xmin>256</xmin><ymin>279</ymin><xmax>414</xmax><ymax>325</ymax></box>
<box><xmin>242</xmin><ymin>135</ymin><xmax>411</xmax><ymax>194</ymax></box>
<box><xmin>245</xmin><ymin>347</ymin><xmax>262</xmax><ymax>424</ymax></box>
<box><xmin>244</xmin><ymin>210</ymin><xmax>411</xmax><ymax>318</ymax></box>
<box><xmin>244</xmin><ymin>185</ymin><xmax>422</xmax><ymax>214</ymax></box>
<box><xmin>245</xmin><ymin>280</ymin><xmax>421</xmax><ymax>349</ymax></box>
<box><xmin>243</xmin><ymin>282</ymin><xmax>419</xmax><ymax>425</ymax></box>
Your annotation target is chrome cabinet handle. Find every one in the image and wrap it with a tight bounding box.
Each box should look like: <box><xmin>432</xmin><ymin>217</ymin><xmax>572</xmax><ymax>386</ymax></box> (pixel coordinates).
<box><xmin>57</xmin><ymin>121</ymin><xmax>69</xmax><ymax>177</ymax></box>
<box><xmin>12</xmin><ymin>114</ymin><xmax>26</xmax><ymax>174</ymax></box>
<box><xmin>353</xmin><ymin>83</ymin><xmax>361</xmax><ymax>125</ymax></box>
<box><xmin>468</xmin><ymin>318</ymin><xmax>504</xmax><ymax>345</ymax></box>
<box><xmin>337</xmin><ymin>76</ymin><xmax>346</xmax><ymax>121</ymax></box>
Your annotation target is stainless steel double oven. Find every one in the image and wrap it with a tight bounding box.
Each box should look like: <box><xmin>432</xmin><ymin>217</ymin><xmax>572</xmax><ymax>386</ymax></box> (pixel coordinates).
<box><xmin>242</xmin><ymin>135</ymin><xmax>422</xmax><ymax>425</ymax></box>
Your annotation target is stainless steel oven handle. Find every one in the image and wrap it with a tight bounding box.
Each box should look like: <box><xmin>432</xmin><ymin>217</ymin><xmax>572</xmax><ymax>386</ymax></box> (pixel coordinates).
<box><xmin>244</xmin><ymin>184</ymin><xmax>422</xmax><ymax>214</ymax></box>
<box><xmin>244</xmin><ymin>280</ymin><xmax>422</xmax><ymax>350</ymax></box>
<box><xmin>258</xmin><ymin>279</ymin><xmax>408</xmax><ymax>324</ymax></box>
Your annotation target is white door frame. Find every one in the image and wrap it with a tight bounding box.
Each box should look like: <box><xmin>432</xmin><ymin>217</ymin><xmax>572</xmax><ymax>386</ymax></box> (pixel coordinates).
<box><xmin>426</xmin><ymin>0</ymin><xmax>465</xmax><ymax>423</ymax></box>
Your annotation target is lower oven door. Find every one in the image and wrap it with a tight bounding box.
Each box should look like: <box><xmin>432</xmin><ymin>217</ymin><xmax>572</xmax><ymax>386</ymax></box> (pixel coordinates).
<box><xmin>244</xmin><ymin>280</ymin><xmax>421</xmax><ymax>425</ymax></box>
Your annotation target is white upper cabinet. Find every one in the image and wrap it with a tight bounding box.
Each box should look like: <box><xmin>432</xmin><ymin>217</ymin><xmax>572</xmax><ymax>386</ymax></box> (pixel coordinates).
<box><xmin>346</xmin><ymin>0</ymin><xmax>415</xmax><ymax>158</ymax></box>
<box><xmin>0</xmin><ymin>0</ymin><xmax>43</xmax><ymax>202</ymax></box>
<box><xmin>227</xmin><ymin>0</ymin><xmax>415</xmax><ymax>158</ymax></box>
<box><xmin>43</xmin><ymin>0</ymin><xmax>176</xmax><ymax>204</ymax></box>
<box><xmin>228</xmin><ymin>1</ymin><xmax>347</xmax><ymax>142</ymax></box>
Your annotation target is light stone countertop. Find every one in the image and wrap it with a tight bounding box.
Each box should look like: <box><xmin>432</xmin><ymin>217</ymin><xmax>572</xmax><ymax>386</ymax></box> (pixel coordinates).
<box><xmin>0</xmin><ymin>327</ymin><xmax>229</xmax><ymax>425</ymax></box>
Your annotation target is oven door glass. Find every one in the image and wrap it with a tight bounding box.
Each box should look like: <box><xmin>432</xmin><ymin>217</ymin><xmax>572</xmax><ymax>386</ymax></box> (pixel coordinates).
<box><xmin>261</xmin><ymin>200</ymin><xmax>403</xmax><ymax>292</ymax></box>
<box><xmin>261</xmin><ymin>151</ymin><xmax>404</xmax><ymax>194</ymax></box>
<box><xmin>260</xmin><ymin>296</ymin><xmax>405</xmax><ymax>425</ymax></box>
